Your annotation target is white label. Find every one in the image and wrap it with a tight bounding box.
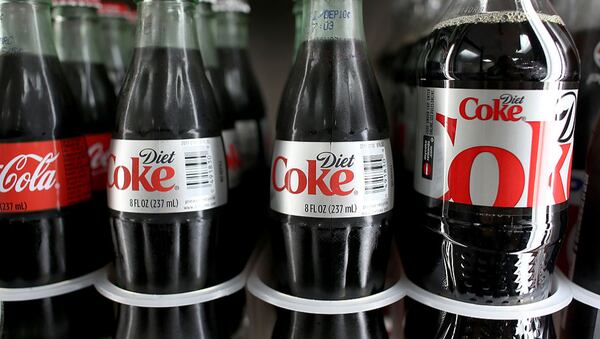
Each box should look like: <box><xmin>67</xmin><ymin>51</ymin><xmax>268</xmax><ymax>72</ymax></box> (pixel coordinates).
<box><xmin>414</xmin><ymin>87</ymin><xmax>577</xmax><ymax>208</ymax></box>
<box><xmin>107</xmin><ymin>138</ymin><xmax>227</xmax><ymax>213</ymax></box>
<box><xmin>270</xmin><ymin>140</ymin><xmax>394</xmax><ymax>218</ymax></box>
<box><xmin>222</xmin><ymin>129</ymin><xmax>242</xmax><ymax>188</ymax></box>
<box><xmin>235</xmin><ymin>119</ymin><xmax>260</xmax><ymax>171</ymax></box>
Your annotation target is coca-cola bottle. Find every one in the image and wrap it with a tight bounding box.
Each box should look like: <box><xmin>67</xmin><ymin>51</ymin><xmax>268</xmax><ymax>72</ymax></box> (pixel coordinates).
<box><xmin>214</xmin><ymin>0</ymin><xmax>270</xmax><ymax>249</ymax></box>
<box><xmin>401</xmin><ymin>0</ymin><xmax>580</xmax><ymax>337</ymax></box>
<box><xmin>270</xmin><ymin>0</ymin><xmax>393</xmax><ymax>337</ymax></box>
<box><xmin>555</xmin><ymin>0</ymin><xmax>600</xmax><ymax>275</ymax></box>
<box><xmin>98</xmin><ymin>1</ymin><xmax>134</xmax><ymax>94</ymax></box>
<box><xmin>0</xmin><ymin>0</ymin><xmax>112</xmax><ymax>336</ymax></box>
<box><xmin>53</xmin><ymin>0</ymin><xmax>117</xmax><ymax>263</ymax></box>
<box><xmin>107</xmin><ymin>0</ymin><xmax>228</xmax><ymax>336</ymax></box>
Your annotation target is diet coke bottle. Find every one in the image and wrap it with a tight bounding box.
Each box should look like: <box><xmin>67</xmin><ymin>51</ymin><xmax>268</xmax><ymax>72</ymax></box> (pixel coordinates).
<box><xmin>107</xmin><ymin>0</ymin><xmax>229</xmax><ymax>301</ymax></box>
<box><xmin>401</xmin><ymin>0</ymin><xmax>580</xmax><ymax>336</ymax></box>
<box><xmin>270</xmin><ymin>0</ymin><xmax>394</xmax><ymax>337</ymax></box>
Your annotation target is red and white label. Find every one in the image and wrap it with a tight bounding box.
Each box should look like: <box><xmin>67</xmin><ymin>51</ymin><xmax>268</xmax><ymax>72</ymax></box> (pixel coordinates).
<box><xmin>85</xmin><ymin>133</ymin><xmax>112</xmax><ymax>192</ymax></box>
<box><xmin>270</xmin><ymin>140</ymin><xmax>394</xmax><ymax>218</ymax></box>
<box><xmin>107</xmin><ymin>138</ymin><xmax>227</xmax><ymax>213</ymax></box>
<box><xmin>0</xmin><ymin>138</ymin><xmax>92</xmax><ymax>213</ymax></box>
<box><xmin>222</xmin><ymin>129</ymin><xmax>242</xmax><ymax>188</ymax></box>
<box><xmin>415</xmin><ymin>87</ymin><xmax>578</xmax><ymax>208</ymax></box>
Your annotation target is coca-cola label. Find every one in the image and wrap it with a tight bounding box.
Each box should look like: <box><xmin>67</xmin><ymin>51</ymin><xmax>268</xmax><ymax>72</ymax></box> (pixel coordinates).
<box><xmin>270</xmin><ymin>140</ymin><xmax>394</xmax><ymax>218</ymax></box>
<box><xmin>415</xmin><ymin>87</ymin><xmax>578</xmax><ymax>208</ymax></box>
<box><xmin>235</xmin><ymin>119</ymin><xmax>260</xmax><ymax>171</ymax></box>
<box><xmin>0</xmin><ymin>138</ymin><xmax>92</xmax><ymax>213</ymax></box>
<box><xmin>85</xmin><ymin>133</ymin><xmax>112</xmax><ymax>192</ymax></box>
<box><xmin>107</xmin><ymin>138</ymin><xmax>227</xmax><ymax>213</ymax></box>
<box><xmin>222</xmin><ymin>129</ymin><xmax>242</xmax><ymax>188</ymax></box>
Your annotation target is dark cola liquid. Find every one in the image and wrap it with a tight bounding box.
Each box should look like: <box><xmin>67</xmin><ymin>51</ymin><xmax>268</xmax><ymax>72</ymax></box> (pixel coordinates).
<box><xmin>61</xmin><ymin>61</ymin><xmax>117</xmax><ymax>135</ymax></box>
<box><xmin>110</xmin><ymin>47</ymin><xmax>227</xmax><ymax>293</ymax></box>
<box><xmin>272</xmin><ymin>38</ymin><xmax>391</xmax><ymax>299</ymax></box>
<box><xmin>401</xmin><ymin>18</ymin><xmax>579</xmax><ymax>338</ymax></box>
<box><xmin>0</xmin><ymin>53</ymin><xmax>112</xmax><ymax>338</ymax></box>
<box><xmin>61</xmin><ymin>60</ymin><xmax>117</xmax><ymax>266</ymax></box>
<box><xmin>271</xmin><ymin>309</ymin><xmax>389</xmax><ymax>339</ymax></box>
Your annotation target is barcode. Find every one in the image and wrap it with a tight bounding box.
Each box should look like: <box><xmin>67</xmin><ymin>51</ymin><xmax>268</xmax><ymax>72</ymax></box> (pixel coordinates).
<box><xmin>363</xmin><ymin>154</ymin><xmax>387</xmax><ymax>194</ymax></box>
<box><xmin>184</xmin><ymin>151</ymin><xmax>213</xmax><ymax>189</ymax></box>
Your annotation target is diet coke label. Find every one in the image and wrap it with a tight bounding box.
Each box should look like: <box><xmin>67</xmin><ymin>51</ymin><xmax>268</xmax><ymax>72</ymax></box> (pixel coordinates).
<box><xmin>270</xmin><ymin>140</ymin><xmax>394</xmax><ymax>218</ymax></box>
<box><xmin>415</xmin><ymin>87</ymin><xmax>578</xmax><ymax>208</ymax></box>
<box><xmin>222</xmin><ymin>129</ymin><xmax>242</xmax><ymax>188</ymax></box>
<box><xmin>107</xmin><ymin>138</ymin><xmax>227</xmax><ymax>213</ymax></box>
<box><xmin>0</xmin><ymin>138</ymin><xmax>91</xmax><ymax>213</ymax></box>
<box><xmin>85</xmin><ymin>133</ymin><xmax>112</xmax><ymax>192</ymax></box>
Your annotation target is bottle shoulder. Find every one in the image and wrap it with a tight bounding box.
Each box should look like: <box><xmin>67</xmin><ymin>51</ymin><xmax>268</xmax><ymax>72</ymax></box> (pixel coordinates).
<box><xmin>114</xmin><ymin>47</ymin><xmax>221</xmax><ymax>140</ymax></box>
<box><xmin>276</xmin><ymin>40</ymin><xmax>389</xmax><ymax>142</ymax></box>
<box><xmin>217</xmin><ymin>47</ymin><xmax>265</xmax><ymax>120</ymax></box>
<box><xmin>421</xmin><ymin>20</ymin><xmax>580</xmax><ymax>83</ymax></box>
<box><xmin>0</xmin><ymin>53</ymin><xmax>83</xmax><ymax>142</ymax></box>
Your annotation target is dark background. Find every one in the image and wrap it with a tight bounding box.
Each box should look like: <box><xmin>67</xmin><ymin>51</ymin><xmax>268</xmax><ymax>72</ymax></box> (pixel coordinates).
<box><xmin>246</xmin><ymin>0</ymin><xmax>394</xmax><ymax>127</ymax></box>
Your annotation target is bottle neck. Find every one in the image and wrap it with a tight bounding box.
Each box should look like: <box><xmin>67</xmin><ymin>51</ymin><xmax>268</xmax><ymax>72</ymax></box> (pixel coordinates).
<box><xmin>100</xmin><ymin>15</ymin><xmax>129</xmax><ymax>63</ymax></box>
<box><xmin>195</xmin><ymin>2</ymin><xmax>218</xmax><ymax>68</ymax></box>
<box><xmin>0</xmin><ymin>0</ymin><xmax>57</xmax><ymax>56</ymax></box>
<box><xmin>53</xmin><ymin>6</ymin><xmax>103</xmax><ymax>63</ymax></box>
<box><xmin>214</xmin><ymin>11</ymin><xmax>249</xmax><ymax>49</ymax></box>
<box><xmin>293</xmin><ymin>0</ymin><xmax>303</xmax><ymax>54</ymax></box>
<box><xmin>302</xmin><ymin>0</ymin><xmax>365</xmax><ymax>42</ymax></box>
<box><xmin>135</xmin><ymin>0</ymin><xmax>199</xmax><ymax>50</ymax></box>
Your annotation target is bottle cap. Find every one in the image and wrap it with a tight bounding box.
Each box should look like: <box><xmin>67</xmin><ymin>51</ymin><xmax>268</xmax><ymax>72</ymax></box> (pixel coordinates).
<box><xmin>401</xmin><ymin>270</ymin><xmax>573</xmax><ymax>320</ymax></box>
<box><xmin>246</xmin><ymin>249</ymin><xmax>406</xmax><ymax>315</ymax></box>
<box><xmin>98</xmin><ymin>1</ymin><xmax>130</xmax><ymax>17</ymax></box>
<box><xmin>95</xmin><ymin>264</ymin><xmax>251</xmax><ymax>308</ymax></box>
<box><xmin>0</xmin><ymin>267</ymin><xmax>105</xmax><ymax>301</ymax></box>
<box><xmin>213</xmin><ymin>0</ymin><xmax>250</xmax><ymax>13</ymax></box>
<box><xmin>53</xmin><ymin>0</ymin><xmax>101</xmax><ymax>8</ymax></box>
<box><xmin>570</xmin><ymin>279</ymin><xmax>600</xmax><ymax>309</ymax></box>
